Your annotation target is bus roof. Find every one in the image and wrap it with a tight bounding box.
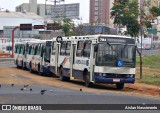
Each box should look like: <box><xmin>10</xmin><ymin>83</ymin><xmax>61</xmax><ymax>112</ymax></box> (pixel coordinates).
<box><xmin>73</xmin><ymin>34</ymin><xmax>132</xmax><ymax>39</ymax></box>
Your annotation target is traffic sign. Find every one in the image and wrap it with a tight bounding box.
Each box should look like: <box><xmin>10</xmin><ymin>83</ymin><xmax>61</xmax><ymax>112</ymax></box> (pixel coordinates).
<box><xmin>147</xmin><ymin>29</ymin><xmax>157</xmax><ymax>34</ymax></box>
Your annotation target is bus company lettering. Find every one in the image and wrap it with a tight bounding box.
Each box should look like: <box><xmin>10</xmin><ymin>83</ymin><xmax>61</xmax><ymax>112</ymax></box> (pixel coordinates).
<box><xmin>99</xmin><ymin>37</ymin><xmax>126</xmax><ymax>43</ymax></box>
<box><xmin>0</xmin><ymin>38</ymin><xmax>34</xmax><ymax>43</ymax></box>
<box><xmin>76</xmin><ymin>60</ymin><xmax>89</xmax><ymax>66</ymax></box>
<box><xmin>107</xmin><ymin>39</ymin><xmax>126</xmax><ymax>43</ymax></box>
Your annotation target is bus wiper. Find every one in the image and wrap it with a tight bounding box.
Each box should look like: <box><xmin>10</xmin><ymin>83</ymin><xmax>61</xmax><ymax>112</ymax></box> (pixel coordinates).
<box><xmin>107</xmin><ymin>42</ymin><xmax>113</xmax><ymax>50</ymax></box>
<box><xmin>121</xmin><ymin>44</ymin><xmax>127</xmax><ymax>55</ymax></box>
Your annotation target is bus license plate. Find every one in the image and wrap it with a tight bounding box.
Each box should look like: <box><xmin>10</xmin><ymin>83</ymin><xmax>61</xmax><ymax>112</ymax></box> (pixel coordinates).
<box><xmin>113</xmin><ymin>79</ymin><xmax>120</xmax><ymax>82</ymax></box>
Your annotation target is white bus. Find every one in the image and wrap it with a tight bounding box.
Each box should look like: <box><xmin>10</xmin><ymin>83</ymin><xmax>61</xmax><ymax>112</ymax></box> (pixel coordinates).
<box><xmin>14</xmin><ymin>42</ymin><xmax>26</xmax><ymax>68</ymax></box>
<box><xmin>51</xmin><ymin>35</ymin><xmax>136</xmax><ymax>89</ymax></box>
<box><xmin>1</xmin><ymin>38</ymin><xmax>40</xmax><ymax>54</ymax></box>
<box><xmin>14</xmin><ymin>41</ymin><xmax>39</xmax><ymax>69</ymax></box>
<box><xmin>14</xmin><ymin>40</ymin><xmax>52</xmax><ymax>74</ymax></box>
<box><xmin>29</xmin><ymin>40</ymin><xmax>52</xmax><ymax>75</ymax></box>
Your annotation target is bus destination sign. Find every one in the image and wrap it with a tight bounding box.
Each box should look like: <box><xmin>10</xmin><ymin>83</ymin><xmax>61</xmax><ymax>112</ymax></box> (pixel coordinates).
<box><xmin>99</xmin><ymin>37</ymin><xmax>126</xmax><ymax>43</ymax></box>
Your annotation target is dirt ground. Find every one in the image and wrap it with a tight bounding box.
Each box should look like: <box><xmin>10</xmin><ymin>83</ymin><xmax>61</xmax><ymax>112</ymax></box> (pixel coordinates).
<box><xmin>136</xmin><ymin>67</ymin><xmax>160</xmax><ymax>77</ymax></box>
<box><xmin>0</xmin><ymin>66</ymin><xmax>160</xmax><ymax>98</ymax></box>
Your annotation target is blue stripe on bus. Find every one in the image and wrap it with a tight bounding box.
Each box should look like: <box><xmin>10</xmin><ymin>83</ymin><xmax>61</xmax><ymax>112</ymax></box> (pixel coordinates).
<box><xmin>42</xmin><ymin>66</ymin><xmax>51</xmax><ymax>73</ymax></box>
<box><xmin>50</xmin><ymin>66</ymin><xmax>56</xmax><ymax>73</ymax></box>
<box><xmin>94</xmin><ymin>76</ymin><xmax>135</xmax><ymax>83</ymax></box>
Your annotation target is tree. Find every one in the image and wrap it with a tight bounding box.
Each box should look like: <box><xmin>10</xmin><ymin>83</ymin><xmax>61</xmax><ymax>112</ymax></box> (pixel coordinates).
<box><xmin>61</xmin><ymin>18</ymin><xmax>75</xmax><ymax>36</ymax></box>
<box><xmin>111</xmin><ymin>0</ymin><xmax>158</xmax><ymax>79</ymax></box>
<box><xmin>32</xmin><ymin>35</ymin><xmax>42</xmax><ymax>39</ymax></box>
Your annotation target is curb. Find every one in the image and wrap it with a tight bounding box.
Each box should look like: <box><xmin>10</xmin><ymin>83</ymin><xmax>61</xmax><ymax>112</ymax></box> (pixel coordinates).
<box><xmin>0</xmin><ymin>58</ymin><xmax>14</xmax><ymax>62</ymax></box>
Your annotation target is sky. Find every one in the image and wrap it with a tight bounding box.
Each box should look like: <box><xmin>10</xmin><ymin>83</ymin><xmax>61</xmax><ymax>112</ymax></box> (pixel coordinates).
<box><xmin>0</xmin><ymin>0</ymin><xmax>89</xmax><ymax>23</ymax></box>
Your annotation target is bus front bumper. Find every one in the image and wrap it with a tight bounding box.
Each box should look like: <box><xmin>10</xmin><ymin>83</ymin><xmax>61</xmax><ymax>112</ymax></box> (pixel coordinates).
<box><xmin>94</xmin><ymin>76</ymin><xmax>135</xmax><ymax>84</ymax></box>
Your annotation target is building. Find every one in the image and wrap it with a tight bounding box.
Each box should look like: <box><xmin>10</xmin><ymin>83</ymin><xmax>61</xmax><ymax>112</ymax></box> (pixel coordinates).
<box><xmin>89</xmin><ymin>0</ymin><xmax>114</xmax><ymax>27</ymax></box>
<box><xmin>16</xmin><ymin>1</ymin><xmax>52</xmax><ymax>19</ymax></box>
<box><xmin>0</xmin><ymin>10</ymin><xmax>44</xmax><ymax>39</ymax></box>
<box><xmin>16</xmin><ymin>0</ymin><xmax>79</xmax><ymax>21</ymax></box>
<box><xmin>51</xmin><ymin>3</ymin><xmax>79</xmax><ymax>20</ymax></box>
<box><xmin>0</xmin><ymin>11</ymin><xmax>44</xmax><ymax>30</ymax></box>
<box><xmin>16</xmin><ymin>0</ymin><xmax>38</xmax><ymax>16</ymax></box>
<box><xmin>139</xmin><ymin>0</ymin><xmax>158</xmax><ymax>16</ymax></box>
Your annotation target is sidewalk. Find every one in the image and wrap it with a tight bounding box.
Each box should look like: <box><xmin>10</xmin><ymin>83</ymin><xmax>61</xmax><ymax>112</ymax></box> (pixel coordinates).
<box><xmin>0</xmin><ymin>58</ymin><xmax>14</xmax><ymax>62</ymax></box>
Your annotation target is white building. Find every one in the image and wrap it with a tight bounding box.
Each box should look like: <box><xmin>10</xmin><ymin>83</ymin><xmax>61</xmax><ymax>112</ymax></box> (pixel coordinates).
<box><xmin>0</xmin><ymin>10</ymin><xmax>44</xmax><ymax>30</ymax></box>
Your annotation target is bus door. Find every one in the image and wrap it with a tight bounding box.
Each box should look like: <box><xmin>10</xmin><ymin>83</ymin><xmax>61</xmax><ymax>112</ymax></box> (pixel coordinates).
<box><xmin>89</xmin><ymin>44</ymin><xmax>96</xmax><ymax>82</ymax></box>
<box><xmin>55</xmin><ymin>43</ymin><xmax>60</xmax><ymax>74</ymax></box>
<box><xmin>40</xmin><ymin>45</ymin><xmax>45</xmax><ymax>66</ymax></box>
<box><xmin>70</xmin><ymin>43</ymin><xmax>76</xmax><ymax>80</ymax></box>
<box><xmin>35</xmin><ymin>44</ymin><xmax>41</xmax><ymax>71</ymax></box>
<box><xmin>50</xmin><ymin>42</ymin><xmax>59</xmax><ymax>74</ymax></box>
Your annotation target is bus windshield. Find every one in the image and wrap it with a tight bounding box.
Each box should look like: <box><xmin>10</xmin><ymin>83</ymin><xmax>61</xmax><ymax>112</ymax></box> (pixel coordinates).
<box><xmin>96</xmin><ymin>43</ymin><xmax>136</xmax><ymax>67</ymax></box>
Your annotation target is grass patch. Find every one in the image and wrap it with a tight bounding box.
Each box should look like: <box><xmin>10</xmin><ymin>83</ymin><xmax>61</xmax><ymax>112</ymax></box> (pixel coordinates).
<box><xmin>137</xmin><ymin>74</ymin><xmax>160</xmax><ymax>86</ymax></box>
<box><xmin>136</xmin><ymin>54</ymin><xmax>160</xmax><ymax>69</ymax></box>
<box><xmin>136</xmin><ymin>54</ymin><xmax>160</xmax><ymax>85</ymax></box>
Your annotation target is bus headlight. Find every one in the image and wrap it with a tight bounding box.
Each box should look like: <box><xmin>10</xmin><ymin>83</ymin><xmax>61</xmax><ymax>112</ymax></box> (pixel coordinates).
<box><xmin>103</xmin><ymin>73</ymin><xmax>106</xmax><ymax>76</ymax></box>
<box><xmin>130</xmin><ymin>75</ymin><xmax>134</xmax><ymax>78</ymax></box>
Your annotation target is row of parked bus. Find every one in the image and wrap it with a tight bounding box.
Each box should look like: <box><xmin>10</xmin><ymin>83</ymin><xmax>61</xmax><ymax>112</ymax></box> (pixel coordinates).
<box><xmin>14</xmin><ymin>34</ymin><xmax>136</xmax><ymax>89</ymax></box>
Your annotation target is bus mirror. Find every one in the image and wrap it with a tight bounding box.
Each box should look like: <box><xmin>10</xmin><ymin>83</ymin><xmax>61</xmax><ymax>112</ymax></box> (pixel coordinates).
<box><xmin>94</xmin><ymin>45</ymin><xmax>98</xmax><ymax>52</ymax></box>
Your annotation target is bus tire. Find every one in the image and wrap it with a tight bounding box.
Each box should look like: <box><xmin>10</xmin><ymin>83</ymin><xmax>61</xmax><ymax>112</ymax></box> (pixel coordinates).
<box><xmin>83</xmin><ymin>71</ymin><xmax>92</xmax><ymax>87</ymax></box>
<box><xmin>116</xmin><ymin>83</ymin><xmax>124</xmax><ymax>90</ymax></box>
<box><xmin>22</xmin><ymin>61</ymin><xmax>26</xmax><ymax>70</ymax></box>
<box><xmin>16</xmin><ymin>60</ymin><xmax>19</xmax><ymax>68</ymax></box>
<box><xmin>29</xmin><ymin>62</ymin><xmax>33</xmax><ymax>73</ymax></box>
<box><xmin>59</xmin><ymin>67</ymin><xmax>69</xmax><ymax>81</ymax></box>
<box><xmin>38</xmin><ymin>64</ymin><xmax>43</xmax><ymax>76</ymax></box>
<box><xmin>59</xmin><ymin>67</ymin><xmax>65</xmax><ymax>81</ymax></box>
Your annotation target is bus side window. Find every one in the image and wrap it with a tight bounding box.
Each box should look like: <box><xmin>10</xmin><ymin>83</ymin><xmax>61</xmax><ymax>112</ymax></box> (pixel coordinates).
<box><xmin>14</xmin><ymin>45</ymin><xmax>17</xmax><ymax>53</ymax></box>
<box><xmin>19</xmin><ymin>45</ymin><xmax>22</xmax><ymax>54</ymax></box>
<box><xmin>23</xmin><ymin>46</ymin><xmax>25</xmax><ymax>55</ymax></box>
<box><xmin>52</xmin><ymin>42</ymin><xmax>56</xmax><ymax>55</ymax></box>
<box><xmin>28</xmin><ymin>46</ymin><xmax>31</xmax><ymax>54</ymax></box>
<box><xmin>37</xmin><ymin>44</ymin><xmax>41</xmax><ymax>55</ymax></box>
<box><xmin>60</xmin><ymin>42</ymin><xmax>67</xmax><ymax>56</ymax></box>
<box><xmin>83</xmin><ymin>41</ymin><xmax>91</xmax><ymax>57</ymax></box>
<box><xmin>33</xmin><ymin>45</ymin><xmax>37</xmax><ymax>55</ymax></box>
<box><xmin>40</xmin><ymin>45</ymin><xmax>44</xmax><ymax>57</ymax></box>
<box><xmin>30</xmin><ymin>46</ymin><xmax>34</xmax><ymax>55</ymax></box>
<box><xmin>35</xmin><ymin>44</ymin><xmax>39</xmax><ymax>55</ymax></box>
<box><xmin>76</xmin><ymin>41</ymin><xmax>84</xmax><ymax>57</ymax></box>
<box><xmin>66</xmin><ymin>41</ymin><xmax>71</xmax><ymax>56</ymax></box>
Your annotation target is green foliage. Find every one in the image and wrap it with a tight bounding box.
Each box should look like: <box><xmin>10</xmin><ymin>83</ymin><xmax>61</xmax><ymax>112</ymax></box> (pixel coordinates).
<box><xmin>32</xmin><ymin>35</ymin><xmax>41</xmax><ymax>39</ymax></box>
<box><xmin>149</xmin><ymin>6</ymin><xmax>159</xmax><ymax>17</ymax></box>
<box><xmin>136</xmin><ymin>54</ymin><xmax>160</xmax><ymax>69</ymax></box>
<box><xmin>136</xmin><ymin>54</ymin><xmax>160</xmax><ymax>85</ymax></box>
<box><xmin>111</xmin><ymin>0</ymin><xmax>139</xmax><ymax>37</ymax></box>
<box><xmin>61</xmin><ymin>18</ymin><xmax>75</xmax><ymax>36</ymax></box>
<box><xmin>111</xmin><ymin>0</ymin><xmax>159</xmax><ymax>37</ymax></box>
<box><xmin>138</xmin><ymin>74</ymin><xmax>160</xmax><ymax>85</ymax></box>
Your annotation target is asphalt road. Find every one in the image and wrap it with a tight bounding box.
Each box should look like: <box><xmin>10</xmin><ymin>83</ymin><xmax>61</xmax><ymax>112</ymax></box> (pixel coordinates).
<box><xmin>0</xmin><ymin>60</ymin><xmax>160</xmax><ymax>113</ymax></box>
<box><xmin>0</xmin><ymin>84</ymin><xmax>160</xmax><ymax>113</ymax></box>
<box><xmin>137</xmin><ymin>49</ymin><xmax>160</xmax><ymax>56</ymax></box>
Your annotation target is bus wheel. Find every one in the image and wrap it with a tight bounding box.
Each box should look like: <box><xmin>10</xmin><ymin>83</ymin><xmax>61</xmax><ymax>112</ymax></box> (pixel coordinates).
<box><xmin>116</xmin><ymin>83</ymin><xmax>124</xmax><ymax>90</ymax></box>
<box><xmin>22</xmin><ymin>61</ymin><xmax>25</xmax><ymax>70</ymax></box>
<box><xmin>84</xmin><ymin>72</ymin><xmax>92</xmax><ymax>87</ymax></box>
<box><xmin>16</xmin><ymin>60</ymin><xmax>19</xmax><ymax>68</ymax></box>
<box><xmin>38</xmin><ymin>65</ymin><xmax>43</xmax><ymax>76</ymax></box>
<box><xmin>29</xmin><ymin>63</ymin><xmax>33</xmax><ymax>73</ymax></box>
<box><xmin>59</xmin><ymin>67</ymin><xmax>69</xmax><ymax>81</ymax></box>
